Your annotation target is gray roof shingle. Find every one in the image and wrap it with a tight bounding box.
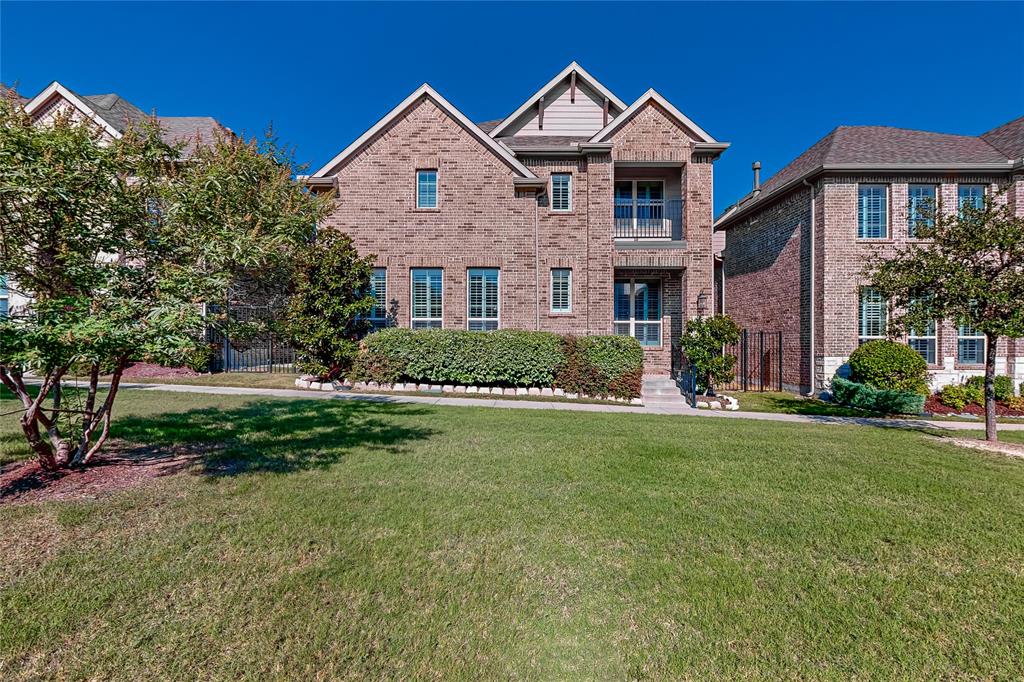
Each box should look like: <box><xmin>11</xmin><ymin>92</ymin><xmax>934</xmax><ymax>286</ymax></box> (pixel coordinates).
<box><xmin>981</xmin><ymin>116</ymin><xmax>1024</xmax><ymax>160</ymax></box>
<box><xmin>500</xmin><ymin>135</ymin><xmax>591</xmax><ymax>150</ymax></box>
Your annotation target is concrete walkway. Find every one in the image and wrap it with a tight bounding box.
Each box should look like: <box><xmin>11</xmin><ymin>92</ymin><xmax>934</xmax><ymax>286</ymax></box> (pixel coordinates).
<box><xmin>113</xmin><ymin>381</ymin><xmax>1024</xmax><ymax>432</ymax></box>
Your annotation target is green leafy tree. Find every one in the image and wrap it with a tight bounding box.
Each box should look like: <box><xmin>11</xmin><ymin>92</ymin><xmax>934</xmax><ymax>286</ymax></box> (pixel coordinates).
<box><xmin>867</xmin><ymin>190</ymin><xmax>1024</xmax><ymax>441</ymax></box>
<box><xmin>284</xmin><ymin>231</ymin><xmax>377</xmax><ymax>380</ymax></box>
<box><xmin>681</xmin><ymin>314</ymin><xmax>742</xmax><ymax>394</ymax></box>
<box><xmin>0</xmin><ymin>95</ymin><xmax>327</xmax><ymax>470</ymax></box>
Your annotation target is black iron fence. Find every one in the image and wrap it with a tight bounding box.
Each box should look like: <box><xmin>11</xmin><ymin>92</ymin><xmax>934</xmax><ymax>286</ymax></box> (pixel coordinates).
<box><xmin>205</xmin><ymin>305</ymin><xmax>296</xmax><ymax>374</ymax></box>
<box><xmin>720</xmin><ymin>329</ymin><xmax>783</xmax><ymax>392</ymax></box>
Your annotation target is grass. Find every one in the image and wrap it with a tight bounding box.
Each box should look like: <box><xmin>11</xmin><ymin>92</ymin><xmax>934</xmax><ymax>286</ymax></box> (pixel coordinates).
<box><xmin>724</xmin><ymin>391</ymin><xmax>879</xmax><ymax>417</ymax></box>
<box><xmin>117</xmin><ymin>372</ymin><xmax>303</xmax><ymax>390</ymax></box>
<box><xmin>3</xmin><ymin>388</ymin><xmax>1024</xmax><ymax>678</ymax></box>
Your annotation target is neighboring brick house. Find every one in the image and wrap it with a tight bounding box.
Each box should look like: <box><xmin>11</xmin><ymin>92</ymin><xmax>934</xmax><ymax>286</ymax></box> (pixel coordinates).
<box><xmin>715</xmin><ymin>118</ymin><xmax>1024</xmax><ymax>394</ymax></box>
<box><xmin>1</xmin><ymin>81</ymin><xmax>228</xmax><ymax>315</ymax></box>
<box><xmin>303</xmin><ymin>63</ymin><xmax>728</xmax><ymax>374</ymax></box>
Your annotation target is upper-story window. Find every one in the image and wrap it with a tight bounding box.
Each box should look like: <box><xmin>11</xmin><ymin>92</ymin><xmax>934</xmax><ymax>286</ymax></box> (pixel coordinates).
<box><xmin>907</xmin><ymin>184</ymin><xmax>937</xmax><ymax>237</ymax></box>
<box><xmin>857</xmin><ymin>184</ymin><xmax>888</xmax><ymax>239</ymax></box>
<box><xmin>411</xmin><ymin>268</ymin><xmax>443</xmax><ymax>329</ymax></box>
<box><xmin>0</xmin><ymin>275</ymin><xmax>8</xmax><ymax>318</ymax></box>
<box><xmin>416</xmin><ymin>170</ymin><xmax>438</xmax><ymax>209</ymax></box>
<box><xmin>369</xmin><ymin>267</ymin><xmax>388</xmax><ymax>328</ymax></box>
<box><xmin>551</xmin><ymin>174</ymin><xmax>572</xmax><ymax>212</ymax></box>
<box><xmin>958</xmin><ymin>184</ymin><xmax>985</xmax><ymax>214</ymax></box>
<box><xmin>550</xmin><ymin>268</ymin><xmax>572</xmax><ymax>313</ymax></box>
<box><xmin>858</xmin><ymin>287</ymin><xmax>887</xmax><ymax>345</ymax></box>
<box><xmin>467</xmin><ymin>268</ymin><xmax>499</xmax><ymax>331</ymax></box>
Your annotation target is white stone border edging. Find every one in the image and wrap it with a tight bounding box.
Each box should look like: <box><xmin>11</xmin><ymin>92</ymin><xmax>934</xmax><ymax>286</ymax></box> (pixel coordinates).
<box><xmin>696</xmin><ymin>395</ymin><xmax>740</xmax><ymax>411</ymax></box>
<box><xmin>295</xmin><ymin>377</ymin><xmax>643</xmax><ymax>406</ymax></box>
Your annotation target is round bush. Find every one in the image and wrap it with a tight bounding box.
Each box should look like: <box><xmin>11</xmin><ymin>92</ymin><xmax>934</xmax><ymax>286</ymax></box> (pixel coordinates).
<box><xmin>964</xmin><ymin>375</ymin><xmax>1015</xmax><ymax>403</ymax></box>
<box><xmin>848</xmin><ymin>340</ymin><xmax>930</xmax><ymax>395</ymax></box>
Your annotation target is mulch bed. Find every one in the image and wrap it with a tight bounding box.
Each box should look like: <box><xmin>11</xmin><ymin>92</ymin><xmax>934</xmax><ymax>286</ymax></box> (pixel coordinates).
<box><xmin>121</xmin><ymin>362</ymin><xmax>200</xmax><ymax>379</ymax></box>
<box><xmin>0</xmin><ymin>443</ymin><xmax>206</xmax><ymax>506</ymax></box>
<box><xmin>923</xmin><ymin>394</ymin><xmax>1024</xmax><ymax>418</ymax></box>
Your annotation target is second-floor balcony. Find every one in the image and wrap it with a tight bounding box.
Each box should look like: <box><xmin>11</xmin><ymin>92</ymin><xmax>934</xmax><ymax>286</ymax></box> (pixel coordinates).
<box><xmin>614</xmin><ymin>198</ymin><xmax>683</xmax><ymax>240</ymax></box>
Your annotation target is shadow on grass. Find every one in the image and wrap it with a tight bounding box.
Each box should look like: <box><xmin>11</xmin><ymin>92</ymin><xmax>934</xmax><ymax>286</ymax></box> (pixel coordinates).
<box><xmin>110</xmin><ymin>398</ymin><xmax>438</xmax><ymax>477</ymax></box>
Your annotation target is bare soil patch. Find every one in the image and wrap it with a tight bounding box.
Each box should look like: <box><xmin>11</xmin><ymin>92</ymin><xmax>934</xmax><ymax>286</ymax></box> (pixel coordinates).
<box><xmin>121</xmin><ymin>362</ymin><xmax>200</xmax><ymax>379</ymax></box>
<box><xmin>0</xmin><ymin>442</ymin><xmax>209</xmax><ymax>505</ymax></box>
<box><xmin>937</xmin><ymin>436</ymin><xmax>1024</xmax><ymax>459</ymax></box>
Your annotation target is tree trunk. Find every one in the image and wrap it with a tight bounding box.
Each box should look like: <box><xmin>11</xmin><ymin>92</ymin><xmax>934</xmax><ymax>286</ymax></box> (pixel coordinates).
<box><xmin>984</xmin><ymin>333</ymin><xmax>998</xmax><ymax>442</ymax></box>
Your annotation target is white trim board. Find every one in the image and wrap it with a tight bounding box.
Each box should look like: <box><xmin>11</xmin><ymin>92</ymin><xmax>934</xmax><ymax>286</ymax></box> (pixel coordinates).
<box><xmin>488</xmin><ymin>61</ymin><xmax>628</xmax><ymax>139</ymax></box>
<box><xmin>311</xmin><ymin>84</ymin><xmax>535</xmax><ymax>179</ymax></box>
<box><xmin>23</xmin><ymin>81</ymin><xmax>123</xmax><ymax>140</ymax></box>
<box><xmin>590</xmin><ymin>89</ymin><xmax>718</xmax><ymax>145</ymax></box>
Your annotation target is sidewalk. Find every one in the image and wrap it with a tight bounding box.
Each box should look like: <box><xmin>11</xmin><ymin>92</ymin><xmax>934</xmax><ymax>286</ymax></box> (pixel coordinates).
<box><xmin>111</xmin><ymin>381</ymin><xmax>1024</xmax><ymax>432</ymax></box>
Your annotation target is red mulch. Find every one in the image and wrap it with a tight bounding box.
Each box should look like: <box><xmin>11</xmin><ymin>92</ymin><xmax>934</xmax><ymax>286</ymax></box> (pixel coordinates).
<box><xmin>121</xmin><ymin>362</ymin><xmax>200</xmax><ymax>379</ymax></box>
<box><xmin>924</xmin><ymin>394</ymin><xmax>1024</xmax><ymax>417</ymax></box>
<box><xmin>0</xmin><ymin>444</ymin><xmax>205</xmax><ymax>505</ymax></box>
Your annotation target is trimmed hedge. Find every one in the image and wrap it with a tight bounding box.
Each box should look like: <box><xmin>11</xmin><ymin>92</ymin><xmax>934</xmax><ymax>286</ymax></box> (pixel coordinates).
<box><xmin>965</xmin><ymin>375</ymin><xmax>1015</xmax><ymax>403</ymax></box>
<box><xmin>848</xmin><ymin>340</ymin><xmax>930</xmax><ymax>395</ymax></box>
<box><xmin>350</xmin><ymin>328</ymin><xmax>644</xmax><ymax>399</ymax></box>
<box><xmin>831</xmin><ymin>376</ymin><xmax>926</xmax><ymax>415</ymax></box>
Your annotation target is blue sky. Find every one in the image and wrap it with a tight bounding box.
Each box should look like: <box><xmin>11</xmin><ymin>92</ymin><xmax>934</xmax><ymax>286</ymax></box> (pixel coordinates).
<box><xmin>3</xmin><ymin>1</ymin><xmax>1022</xmax><ymax>214</ymax></box>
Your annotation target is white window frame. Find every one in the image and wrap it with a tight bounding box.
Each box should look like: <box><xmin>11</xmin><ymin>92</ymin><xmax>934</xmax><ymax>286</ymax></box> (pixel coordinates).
<box><xmin>908</xmin><ymin>320</ymin><xmax>937</xmax><ymax>365</ymax></box>
<box><xmin>614</xmin><ymin>179</ymin><xmax>667</xmax><ymax>233</ymax></box>
<box><xmin>614</xmin><ymin>278</ymin><xmax>662</xmax><ymax>347</ymax></box>
<box><xmin>857</xmin><ymin>184</ymin><xmax>889</xmax><ymax>239</ymax></box>
<box><xmin>467</xmin><ymin>268</ymin><xmax>500</xmax><ymax>331</ymax></box>
<box><xmin>369</xmin><ymin>267</ymin><xmax>388</xmax><ymax>327</ymax></box>
<box><xmin>957</xmin><ymin>322</ymin><xmax>986</xmax><ymax>365</ymax></box>
<box><xmin>0</xmin><ymin>275</ymin><xmax>8</xmax><ymax>318</ymax></box>
<box><xmin>907</xmin><ymin>184</ymin><xmax>937</xmax><ymax>238</ymax></box>
<box><xmin>858</xmin><ymin>287</ymin><xmax>887</xmax><ymax>345</ymax></box>
<box><xmin>416</xmin><ymin>169</ymin><xmax>438</xmax><ymax>209</ymax></box>
<box><xmin>550</xmin><ymin>173</ymin><xmax>572</xmax><ymax>212</ymax></box>
<box><xmin>550</xmin><ymin>268</ymin><xmax>572</xmax><ymax>313</ymax></box>
<box><xmin>410</xmin><ymin>268</ymin><xmax>443</xmax><ymax>329</ymax></box>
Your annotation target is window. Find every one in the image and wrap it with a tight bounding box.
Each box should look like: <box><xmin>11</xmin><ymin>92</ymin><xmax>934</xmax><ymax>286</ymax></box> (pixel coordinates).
<box><xmin>858</xmin><ymin>184</ymin><xmax>888</xmax><ymax>239</ymax></box>
<box><xmin>550</xmin><ymin>268</ymin><xmax>572</xmax><ymax>313</ymax></box>
<box><xmin>0</xmin><ymin>275</ymin><xmax>8</xmax><ymax>318</ymax></box>
<box><xmin>614</xmin><ymin>279</ymin><xmax>661</xmax><ymax>347</ymax></box>
<box><xmin>907</xmin><ymin>184</ymin><xmax>937</xmax><ymax>237</ymax></box>
<box><xmin>908</xmin><ymin>320</ymin><xmax>937</xmax><ymax>364</ymax></box>
<box><xmin>958</xmin><ymin>184</ymin><xmax>985</xmax><ymax>214</ymax></box>
<box><xmin>369</xmin><ymin>267</ymin><xmax>388</xmax><ymax>327</ymax></box>
<box><xmin>467</xmin><ymin>268</ymin><xmax>499</xmax><ymax>331</ymax></box>
<box><xmin>416</xmin><ymin>170</ymin><xmax>437</xmax><ymax>209</ymax></box>
<box><xmin>614</xmin><ymin>180</ymin><xmax>667</xmax><ymax>236</ymax></box>
<box><xmin>551</xmin><ymin>173</ymin><xmax>572</xmax><ymax>212</ymax></box>
<box><xmin>411</xmin><ymin>268</ymin><xmax>442</xmax><ymax>329</ymax></box>
<box><xmin>957</xmin><ymin>322</ymin><xmax>985</xmax><ymax>364</ymax></box>
<box><xmin>858</xmin><ymin>287</ymin><xmax>887</xmax><ymax>345</ymax></box>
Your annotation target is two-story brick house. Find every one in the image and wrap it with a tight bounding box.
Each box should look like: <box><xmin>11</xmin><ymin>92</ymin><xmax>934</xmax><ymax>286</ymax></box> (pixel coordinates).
<box><xmin>303</xmin><ymin>63</ymin><xmax>728</xmax><ymax>374</ymax></box>
<box><xmin>715</xmin><ymin>118</ymin><xmax>1024</xmax><ymax>394</ymax></box>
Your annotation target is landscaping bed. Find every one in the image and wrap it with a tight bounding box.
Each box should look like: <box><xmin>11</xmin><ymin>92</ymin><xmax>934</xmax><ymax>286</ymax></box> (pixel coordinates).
<box><xmin>924</xmin><ymin>393</ymin><xmax>1024</xmax><ymax>418</ymax></box>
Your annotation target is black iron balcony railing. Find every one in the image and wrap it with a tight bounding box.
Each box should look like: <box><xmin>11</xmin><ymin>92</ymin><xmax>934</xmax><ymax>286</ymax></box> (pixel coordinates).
<box><xmin>614</xmin><ymin>198</ymin><xmax>683</xmax><ymax>240</ymax></box>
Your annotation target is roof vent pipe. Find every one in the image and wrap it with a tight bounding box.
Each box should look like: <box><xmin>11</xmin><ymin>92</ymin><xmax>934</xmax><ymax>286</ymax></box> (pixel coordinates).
<box><xmin>752</xmin><ymin>161</ymin><xmax>762</xmax><ymax>193</ymax></box>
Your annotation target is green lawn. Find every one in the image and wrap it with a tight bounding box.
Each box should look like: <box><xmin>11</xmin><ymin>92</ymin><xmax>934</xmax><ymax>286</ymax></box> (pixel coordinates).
<box><xmin>2</xmin><ymin>389</ymin><xmax>1024</xmax><ymax>679</ymax></box>
<box><xmin>118</xmin><ymin>371</ymin><xmax>303</xmax><ymax>390</ymax></box>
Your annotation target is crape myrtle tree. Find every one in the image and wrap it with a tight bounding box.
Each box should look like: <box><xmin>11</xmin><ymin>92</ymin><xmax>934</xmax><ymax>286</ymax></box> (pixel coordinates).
<box><xmin>0</xmin><ymin>94</ymin><xmax>329</xmax><ymax>470</ymax></box>
<box><xmin>681</xmin><ymin>314</ymin><xmax>742</xmax><ymax>395</ymax></box>
<box><xmin>866</xmin><ymin>189</ymin><xmax>1024</xmax><ymax>442</ymax></box>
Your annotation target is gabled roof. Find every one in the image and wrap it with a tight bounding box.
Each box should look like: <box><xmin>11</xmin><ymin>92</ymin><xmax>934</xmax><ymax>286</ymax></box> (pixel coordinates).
<box><xmin>589</xmin><ymin>88</ymin><xmax>718</xmax><ymax>144</ymax></box>
<box><xmin>24</xmin><ymin>81</ymin><xmax>124</xmax><ymax>138</ymax></box>
<box><xmin>487</xmin><ymin>62</ymin><xmax>627</xmax><ymax>139</ymax></box>
<box><xmin>716</xmin><ymin>123</ymin><xmax>1019</xmax><ymax>229</ymax></box>
<box><xmin>981</xmin><ymin>116</ymin><xmax>1024</xmax><ymax>160</ymax></box>
<box><xmin>311</xmin><ymin>83</ymin><xmax>536</xmax><ymax>179</ymax></box>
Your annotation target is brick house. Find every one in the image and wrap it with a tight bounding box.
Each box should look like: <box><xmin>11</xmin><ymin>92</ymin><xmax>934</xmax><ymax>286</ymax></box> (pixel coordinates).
<box><xmin>0</xmin><ymin>81</ymin><xmax>227</xmax><ymax>316</ymax></box>
<box><xmin>715</xmin><ymin>118</ymin><xmax>1024</xmax><ymax>394</ymax></box>
<box><xmin>302</xmin><ymin>63</ymin><xmax>728</xmax><ymax>374</ymax></box>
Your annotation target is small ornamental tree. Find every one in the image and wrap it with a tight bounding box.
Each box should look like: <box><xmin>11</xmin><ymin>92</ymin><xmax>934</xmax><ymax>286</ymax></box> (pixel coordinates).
<box><xmin>0</xmin><ymin>94</ymin><xmax>327</xmax><ymax>470</ymax></box>
<box><xmin>866</xmin><ymin>189</ymin><xmax>1024</xmax><ymax>442</ymax></box>
<box><xmin>284</xmin><ymin>231</ymin><xmax>377</xmax><ymax>380</ymax></box>
<box><xmin>681</xmin><ymin>314</ymin><xmax>742</xmax><ymax>395</ymax></box>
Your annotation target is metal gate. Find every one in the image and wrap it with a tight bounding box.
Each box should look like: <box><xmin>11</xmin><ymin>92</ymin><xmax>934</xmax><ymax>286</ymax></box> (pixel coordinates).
<box><xmin>206</xmin><ymin>305</ymin><xmax>295</xmax><ymax>373</ymax></box>
<box><xmin>720</xmin><ymin>330</ymin><xmax>783</xmax><ymax>392</ymax></box>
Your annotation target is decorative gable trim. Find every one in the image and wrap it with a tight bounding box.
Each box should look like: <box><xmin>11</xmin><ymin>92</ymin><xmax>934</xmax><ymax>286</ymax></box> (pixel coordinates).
<box><xmin>23</xmin><ymin>81</ymin><xmax>122</xmax><ymax>139</ymax></box>
<box><xmin>589</xmin><ymin>89</ymin><xmax>718</xmax><ymax>145</ymax></box>
<box><xmin>311</xmin><ymin>84</ymin><xmax>535</xmax><ymax>179</ymax></box>
<box><xmin>488</xmin><ymin>62</ymin><xmax>627</xmax><ymax>139</ymax></box>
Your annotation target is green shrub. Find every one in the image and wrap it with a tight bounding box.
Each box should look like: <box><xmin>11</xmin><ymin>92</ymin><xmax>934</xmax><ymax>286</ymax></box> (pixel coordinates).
<box><xmin>680</xmin><ymin>315</ymin><xmax>742</xmax><ymax>393</ymax></box>
<box><xmin>350</xmin><ymin>329</ymin><xmax>644</xmax><ymax>399</ymax></box>
<box><xmin>831</xmin><ymin>376</ymin><xmax>925</xmax><ymax>415</ymax></box>
<box><xmin>964</xmin><ymin>375</ymin><xmax>1015</xmax><ymax>403</ymax></box>
<box><xmin>848</xmin><ymin>340</ymin><xmax>930</xmax><ymax>395</ymax></box>
<box><xmin>936</xmin><ymin>384</ymin><xmax>976</xmax><ymax>411</ymax></box>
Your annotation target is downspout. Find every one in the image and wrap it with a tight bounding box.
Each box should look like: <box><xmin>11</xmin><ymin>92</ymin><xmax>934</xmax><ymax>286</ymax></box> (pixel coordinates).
<box><xmin>534</xmin><ymin>192</ymin><xmax>540</xmax><ymax>330</ymax></box>
<box><xmin>802</xmin><ymin>178</ymin><xmax>816</xmax><ymax>396</ymax></box>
